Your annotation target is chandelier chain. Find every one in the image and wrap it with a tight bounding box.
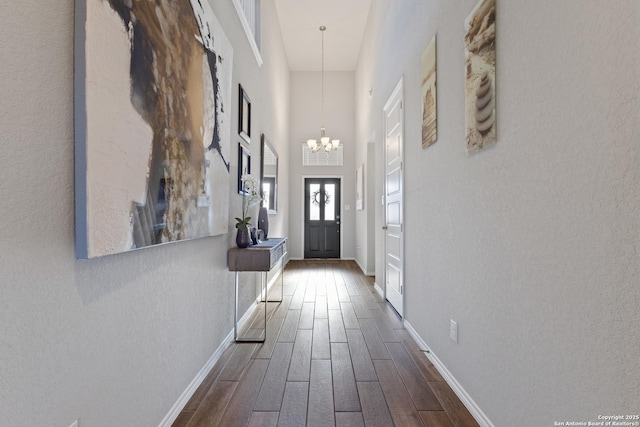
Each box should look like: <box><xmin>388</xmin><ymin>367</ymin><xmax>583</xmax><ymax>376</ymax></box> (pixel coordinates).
<box><xmin>321</xmin><ymin>26</ymin><xmax>325</xmax><ymax>128</ymax></box>
<box><xmin>306</xmin><ymin>25</ymin><xmax>339</xmax><ymax>153</ymax></box>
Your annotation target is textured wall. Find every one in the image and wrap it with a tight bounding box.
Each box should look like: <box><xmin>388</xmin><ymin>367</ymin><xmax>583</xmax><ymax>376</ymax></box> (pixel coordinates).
<box><xmin>356</xmin><ymin>0</ymin><xmax>640</xmax><ymax>425</ymax></box>
<box><xmin>288</xmin><ymin>71</ymin><xmax>357</xmax><ymax>260</ymax></box>
<box><xmin>0</xmin><ymin>0</ymin><xmax>289</xmax><ymax>425</ymax></box>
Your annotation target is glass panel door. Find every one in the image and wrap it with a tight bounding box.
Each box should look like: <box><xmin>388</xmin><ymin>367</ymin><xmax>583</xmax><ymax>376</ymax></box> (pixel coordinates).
<box><xmin>304</xmin><ymin>178</ymin><xmax>340</xmax><ymax>259</ymax></box>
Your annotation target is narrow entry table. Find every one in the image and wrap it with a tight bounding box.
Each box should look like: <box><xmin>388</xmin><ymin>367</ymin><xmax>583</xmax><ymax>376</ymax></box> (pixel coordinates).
<box><xmin>227</xmin><ymin>238</ymin><xmax>286</xmax><ymax>342</ymax></box>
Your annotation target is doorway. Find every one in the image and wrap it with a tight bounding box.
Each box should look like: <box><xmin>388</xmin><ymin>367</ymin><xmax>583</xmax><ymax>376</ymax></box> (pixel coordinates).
<box><xmin>304</xmin><ymin>178</ymin><xmax>341</xmax><ymax>259</ymax></box>
<box><xmin>383</xmin><ymin>78</ymin><xmax>404</xmax><ymax>317</ymax></box>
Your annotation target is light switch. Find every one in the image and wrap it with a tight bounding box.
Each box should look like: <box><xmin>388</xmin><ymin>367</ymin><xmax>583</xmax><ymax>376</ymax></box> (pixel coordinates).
<box><xmin>345</xmin><ymin>205</ymin><xmax>351</xmax><ymax>211</ymax></box>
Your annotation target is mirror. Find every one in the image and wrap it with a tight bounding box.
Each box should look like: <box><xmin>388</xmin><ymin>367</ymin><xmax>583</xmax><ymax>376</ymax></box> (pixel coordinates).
<box><xmin>260</xmin><ymin>134</ymin><xmax>278</xmax><ymax>213</ymax></box>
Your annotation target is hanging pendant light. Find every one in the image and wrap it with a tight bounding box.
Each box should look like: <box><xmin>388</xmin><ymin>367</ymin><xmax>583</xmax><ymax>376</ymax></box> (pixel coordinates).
<box><xmin>306</xmin><ymin>26</ymin><xmax>340</xmax><ymax>153</ymax></box>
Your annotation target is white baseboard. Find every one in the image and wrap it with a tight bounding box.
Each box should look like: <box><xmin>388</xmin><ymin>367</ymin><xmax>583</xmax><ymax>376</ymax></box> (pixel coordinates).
<box><xmin>403</xmin><ymin>321</ymin><xmax>495</xmax><ymax>427</ymax></box>
<box><xmin>158</xmin><ymin>329</ymin><xmax>235</xmax><ymax>427</ymax></box>
<box><xmin>354</xmin><ymin>258</ymin><xmax>375</xmax><ymax>276</ymax></box>
<box><xmin>373</xmin><ymin>281</ymin><xmax>384</xmax><ymax>298</ymax></box>
<box><xmin>159</xmin><ymin>266</ymin><xmax>285</xmax><ymax>427</ymax></box>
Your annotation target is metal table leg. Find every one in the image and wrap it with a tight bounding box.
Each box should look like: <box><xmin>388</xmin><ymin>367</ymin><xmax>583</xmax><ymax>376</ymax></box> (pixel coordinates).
<box><xmin>263</xmin><ymin>262</ymin><xmax>284</xmax><ymax>303</ymax></box>
<box><xmin>234</xmin><ymin>271</ymin><xmax>266</xmax><ymax>343</ymax></box>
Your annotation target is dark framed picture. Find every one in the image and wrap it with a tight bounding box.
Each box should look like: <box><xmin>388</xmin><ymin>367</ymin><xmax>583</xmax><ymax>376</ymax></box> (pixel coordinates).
<box><xmin>238</xmin><ymin>84</ymin><xmax>251</xmax><ymax>144</ymax></box>
<box><xmin>238</xmin><ymin>143</ymin><xmax>251</xmax><ymax>194</ymax></box>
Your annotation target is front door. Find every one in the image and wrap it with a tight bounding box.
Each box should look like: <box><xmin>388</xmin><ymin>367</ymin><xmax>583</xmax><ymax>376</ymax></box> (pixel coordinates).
<box><xmin>304</xmin><ymin>178</ymin><xmax>340</xmax><ymax>258</ymax></box>
<box><xmin>384</xmin><ymin>79</ymin><xmax>404</xmax><ymax>317</ymax></box>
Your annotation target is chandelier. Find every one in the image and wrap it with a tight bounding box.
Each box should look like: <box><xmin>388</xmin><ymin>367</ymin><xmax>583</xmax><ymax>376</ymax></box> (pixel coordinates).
<box><xmin>307</xmin><ymin>26</ymin><xmax>340</xmax><ymax>153</ymax></box>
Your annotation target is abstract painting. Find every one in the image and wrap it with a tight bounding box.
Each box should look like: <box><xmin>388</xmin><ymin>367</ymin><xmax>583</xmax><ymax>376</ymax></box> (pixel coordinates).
<box><xmin>465</xmin><ymin>0</ymin><xmax>496</xmax><ymax>154</ymax></box>
<box><xmin>421</xmin><ymin>36</ymin><xmax>437</xmax><ymax>149</ymax></box>
<box><xmin>74</xmin><ymin>0</ymin><xmax>233</xmax><ymax>258</ymax></box>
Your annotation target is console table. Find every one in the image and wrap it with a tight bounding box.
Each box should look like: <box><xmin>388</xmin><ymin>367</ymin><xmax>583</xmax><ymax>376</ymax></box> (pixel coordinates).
<box><xmin>228</xmin><ymin>238</ymin><xmax>287</xmax><ymax>342</ymax></box>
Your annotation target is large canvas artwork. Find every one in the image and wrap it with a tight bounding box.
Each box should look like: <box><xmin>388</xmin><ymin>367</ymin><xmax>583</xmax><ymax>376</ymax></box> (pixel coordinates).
<box><xmin>74</xmin><ymin>0</ymin><xmax>233</xmax><ymax>258</ymax></box>
<box><xmin>421</xmin><ymin>36</ymin><xmax>437</xmax><ymax>149</ymax></box>
<box><xmin>465</xmin><ymin>0</ymin><xmax>496</xmax><ymax>154</ymax></box>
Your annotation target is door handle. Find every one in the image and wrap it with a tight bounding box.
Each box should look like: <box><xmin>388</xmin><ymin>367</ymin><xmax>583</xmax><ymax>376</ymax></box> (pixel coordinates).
<box><xmin>382</xmin><ymin>225</ymin><xmax>388</xmax><ymax>230</ymax></box>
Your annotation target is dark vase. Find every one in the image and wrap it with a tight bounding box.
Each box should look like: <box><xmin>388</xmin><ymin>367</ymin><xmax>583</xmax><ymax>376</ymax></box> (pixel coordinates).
<box><xmin>236</xmin><ymin>228</ymin><xmax>250</xmax><ymax>248</ymax></box>
<box><xmin>257</xmin><ymin>207</ymin><xmax>269</xmax><ymax>240</ymax></box>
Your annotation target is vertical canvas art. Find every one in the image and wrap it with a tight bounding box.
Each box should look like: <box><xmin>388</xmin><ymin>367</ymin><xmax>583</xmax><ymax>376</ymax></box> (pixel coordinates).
<box><xmin>355</xmin><ymin>164</ymin><xmax>364</xmax><ymax>210</ymax></box>
<box><xmin>421</xmin><ymin>36</ymin><xmax>437</xmax><ymax>149</ymax></box>
<box><xmin>74</xmin><ymin>0</ymin><xmax>233</xmax><ymax>258</ymax></box>
<box><xmin>465</xmin><ymin>0</ymin><xmax>496</xmax><ymax>154</ymax></box>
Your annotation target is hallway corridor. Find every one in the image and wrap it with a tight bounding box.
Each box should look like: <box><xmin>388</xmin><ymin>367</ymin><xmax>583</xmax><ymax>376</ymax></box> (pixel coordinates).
<box><xmin>173</xmin><ymin>260</ymin><xmax>479</xmax><ymax>427</ymax></box>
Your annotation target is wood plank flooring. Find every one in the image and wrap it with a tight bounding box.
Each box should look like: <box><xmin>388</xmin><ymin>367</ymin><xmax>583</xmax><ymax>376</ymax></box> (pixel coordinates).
<box><xmin>173</xmin><ymin>260</ymin><xmax>479</xmax><ymax>427</ymax></box>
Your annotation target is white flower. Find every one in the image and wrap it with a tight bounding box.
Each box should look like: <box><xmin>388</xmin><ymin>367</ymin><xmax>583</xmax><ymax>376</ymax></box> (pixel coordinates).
<box><xmin>236</xmin><ymin>175</ymin><xmax>262</xmax><ymax>229</ymax></box>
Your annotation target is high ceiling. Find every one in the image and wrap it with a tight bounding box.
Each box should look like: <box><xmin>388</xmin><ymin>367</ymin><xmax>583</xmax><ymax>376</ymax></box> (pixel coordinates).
<box><xmin>274</xmin><ymin>0</ymin><xmax>372</xmax><ymax>71</ymax></box>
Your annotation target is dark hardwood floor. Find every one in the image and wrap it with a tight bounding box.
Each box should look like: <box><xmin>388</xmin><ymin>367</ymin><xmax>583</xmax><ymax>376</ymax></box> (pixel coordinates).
<box><xmin>173</xmin><ymin>260</ymin><xmax>480</xmax><ymax>427</ymax></box>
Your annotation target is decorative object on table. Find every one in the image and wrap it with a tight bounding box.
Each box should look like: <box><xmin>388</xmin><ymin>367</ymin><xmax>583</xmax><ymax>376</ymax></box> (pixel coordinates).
<box><xmin>235</xmin><ymin>175</ymin><xmax>261</xmax><ymax>248</ymax></box>
<box><xmin>238</xmin><ymin>84</ymin><xmax>251</xmax><ymax>144</ymax></box>
<box><xmin>306</xmin><ymin>26</ymin><xmax>340</xmax><ymax>153</ymax></box>
<box><xmin>238</xmin><ymin>143</ymin><xmax>251</xmax><ymax>194</ymax></box>
<box><xmin>355</xmin><ymin>163</ymin><xmax>364</xmax><ymax>210</ymax></box>
<box><xmin>421</xmin><ymin>35</ymin><xmax>437</xmax><ymax>149</ymax></box>
<box><xmin>74</xmin><ymin>0</ymin><xmax>233</xmax><ymax>259</ymax></box>
<box><xmin>465</xmin><ymin>0</ymin><xmax>496</xmax><ymax>154</ymax></box>
<box><xmin>236</xmin><ymin>227</ymin><xmax>250</xmax><ymax>248</ymax></box>
<box><xmin>257</xmin><ymin>206</ymin><xmax>269</xmax><ymax>240</ymax></box>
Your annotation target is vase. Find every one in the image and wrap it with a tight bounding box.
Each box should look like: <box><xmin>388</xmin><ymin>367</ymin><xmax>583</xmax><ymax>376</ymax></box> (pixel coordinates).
<box><xmin>257</xmin><ymin>206</ymin><xmax>269</xmax><ymax>240</ymax></box>
<box><xmin>236</xmin><ymin>228</ymin><xmax>250</xmax><ymax>248</ymax></box>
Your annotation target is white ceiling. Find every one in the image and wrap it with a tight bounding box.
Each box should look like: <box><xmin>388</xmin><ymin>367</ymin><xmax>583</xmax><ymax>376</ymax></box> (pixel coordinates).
<box><xmin>274</xmin><ymin>0</ymin><xmax>372</xmax><ymax>71</ymax></box>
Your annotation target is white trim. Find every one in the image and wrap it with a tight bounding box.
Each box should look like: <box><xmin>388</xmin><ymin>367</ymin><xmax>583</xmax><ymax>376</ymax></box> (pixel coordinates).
<box><xmin>160</xmin><ymin>266</ymin><xmax>284</xmax><ymax>426</ymax></box>
<box><xmin>158</xmin><ymin>329</ymin><xmax>235</xmax><ymax>427</ymax></box>
<box><xmin>403</xmin><ymin>321</ymin><xmax>495</xmax><ymax>427</ymax></box>
<box><xmin>231</xmin><ymin>0</ymin><xmax>263</xmax><ymax>67</ymax></box>
<box><xmin>373</xmin><ymin>281</ymin><xmax>384</xmax><ymax>298</ymax></box>
<box><xmin>355</xmin><ymin>257</ymin><xmax>375</xmax><ymax>276</ymax></box>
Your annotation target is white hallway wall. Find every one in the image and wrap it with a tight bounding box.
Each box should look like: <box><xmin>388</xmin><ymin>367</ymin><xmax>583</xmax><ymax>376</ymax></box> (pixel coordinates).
<box><xmin>288</xmin><ymin>71</ymin><xmax>357</xmax><ymax>260</ymax></box>
<box><xmin>0</xmin><ymin>0</ymin><xmax>289</xmax><ymax>425</ymax></box>
<box><xmin>356</xmin><ymin>0</ymin><xmax>640</xmax><ymax>425</ymax></box>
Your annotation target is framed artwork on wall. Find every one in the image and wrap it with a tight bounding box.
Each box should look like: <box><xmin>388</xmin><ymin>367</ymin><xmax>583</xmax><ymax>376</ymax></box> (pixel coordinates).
<box><xmin>465</xmin><ymin>0</ymin><xmax>496</xmax><ymax>154</ymax></box>
<box><xmin>421</xmin><ymin>35</ymin><xmax>437</xmax><ymax>149</ymax></box>
<box><xmin>238</xmin><ymin>143</ymin><xmax>251</xmax><ymax>194</ymax></box>
<box><xmin>74</xmin><ymin>0</ymin><xmax>233</xmax><ymax>259</ymax></box>
<box><xmin>239</xmin><ymin>84</ymin><xmax>251</xmax><ymax>144</ymax></box>
<box><xmin>355</xmin><ymin>163</ymin><xmax>364</xmax><ymax>210</ymax></box>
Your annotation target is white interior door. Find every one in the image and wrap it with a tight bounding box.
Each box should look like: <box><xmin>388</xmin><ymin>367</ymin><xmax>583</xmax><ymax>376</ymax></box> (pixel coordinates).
<box><xmin>383</xmin><ymin>79</ymin><xmax>404</xmax><ymax>317</ymax></box>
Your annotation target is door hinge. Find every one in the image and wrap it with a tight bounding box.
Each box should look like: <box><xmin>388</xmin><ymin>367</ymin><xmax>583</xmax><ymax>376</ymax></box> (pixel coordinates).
<box><xmin>400</xmin><ymin>285</ymin><xmax>403</xmax><ymax>294</ymax></box>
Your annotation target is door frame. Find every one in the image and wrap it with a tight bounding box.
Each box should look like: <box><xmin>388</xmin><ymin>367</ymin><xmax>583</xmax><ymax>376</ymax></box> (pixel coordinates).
<box><xmin>301</xmin><ymin>175</ymin><xmax>344</xmax><ymax>259</ymax></box>
<box><xmin>382</xmin><ymin>77</ymin><xmax>404</xmax><ymax>317</ymax></box>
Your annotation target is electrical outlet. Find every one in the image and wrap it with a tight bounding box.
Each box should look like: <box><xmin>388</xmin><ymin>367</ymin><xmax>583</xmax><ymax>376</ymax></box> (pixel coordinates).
<box><xmin>450</xmin><ymin>319</ymin><xmax>458</xmax><ymax>343</ymax></box>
